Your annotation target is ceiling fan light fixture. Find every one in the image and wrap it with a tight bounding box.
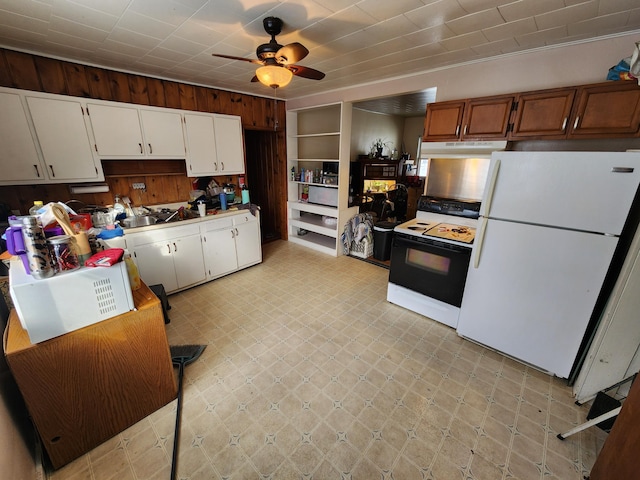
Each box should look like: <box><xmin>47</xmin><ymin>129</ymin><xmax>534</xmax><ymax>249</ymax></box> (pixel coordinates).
<box><xmin>256</xmin><ymin>65</ymin><xmax>293</xmax><ymax>88</ymax></box>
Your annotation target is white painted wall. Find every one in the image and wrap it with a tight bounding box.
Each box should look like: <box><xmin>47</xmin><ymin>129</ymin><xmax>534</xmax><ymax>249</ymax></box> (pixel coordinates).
<box><xmin>350</xmin><ymin>108</ymin><xmax>404</xmax><ymax>160</ymax></box>
<box><xmin>288</xmin><ymin>33</ymin><xmax>640</xmax><ymax>110</ymax></box>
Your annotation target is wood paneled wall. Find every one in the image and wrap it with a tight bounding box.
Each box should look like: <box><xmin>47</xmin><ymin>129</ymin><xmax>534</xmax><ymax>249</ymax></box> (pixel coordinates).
<box><xmin>0</xmin><ymin>48</ymin><xmax>287</xmax><ymax>240</ymax></box>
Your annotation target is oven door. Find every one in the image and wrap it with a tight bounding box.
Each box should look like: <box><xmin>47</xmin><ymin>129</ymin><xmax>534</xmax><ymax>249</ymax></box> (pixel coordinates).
<box><xmin>389</xmin><ymin>232</ymin><xmax>472</xmax><ymax>307</ymax></box>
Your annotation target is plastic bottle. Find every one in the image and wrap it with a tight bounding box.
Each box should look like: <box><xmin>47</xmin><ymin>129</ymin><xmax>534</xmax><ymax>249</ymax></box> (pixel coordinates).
<box><xmin>29</xmin><ymin>200</ymin><xmax>44</xmax><ymax>216</ymax></box>
<box><xmin>22</xmin><ymin>216</ymin><xmax>54</xmax><ymax>279</ymax></box>
<box><xmin>219</xmin><ymin>191</ymin><xmax>228</xmax><ymax>210</ymax></box>
<box><xmin>113</xmin><ymin>194</ymin><xmax>126</xmax><ymax>220</ymax></box>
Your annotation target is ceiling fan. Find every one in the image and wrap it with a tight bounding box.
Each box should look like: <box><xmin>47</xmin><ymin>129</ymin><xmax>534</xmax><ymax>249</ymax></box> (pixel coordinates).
<box><xmin>212</xmin><ymin>17</ymin><xmax>325</xmax><ymax>89</ymax></box>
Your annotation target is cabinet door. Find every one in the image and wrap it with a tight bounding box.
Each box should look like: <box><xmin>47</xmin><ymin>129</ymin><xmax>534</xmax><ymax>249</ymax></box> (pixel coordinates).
<box><xmin>88</xmin><ymin>103</ymin><xmax>144</xmax><ymax>157</ymax></box>
<box><xmin>214</xmin><ymin>114</ymin><xmax>245</xmax><ymax>174</ymax></box>
<box><xmin>202</xmin><ymin>227</ymin><xmax>238</xmax><ymax>278</ymax></box>
<box><xmin>134</xmin><ymin>241</ymin><xmax>178</xmax><ymax>293</ymax></box>
<box><xmin>26</xmin><ymin>96</ymin><xmax>101</xmax><ymax>181</ymax></box>
<box><xmin>568</xmin><ymin>82</ymin><xmax>640</xmax><ymax>138</ymax></box>
<box><xmin>184</xmin><ymin>113</ymin><xmax>219</xmax><ymax>176</ymax></box>
<box><xmin>139</xmin><ymin>109</ymin><xmax>185</xmax><ymax>157</ymax></box>
<box><xmin>462</xmin><ymin>95</ymin><xmax>514</xmax><ymax>139</ymax></box>
<box><xmin>233</xmin><ymin>215</ymin><xmax>262</xmax><ymax>268</ymax></box>
<box><xmin>172</xmin><ymin>234</ymin><xmax>206</xmax><ymax>289</ymax></box>
<box><xmin>509</xmin><ymin>89</ymin><xmax>576</xmax><ymax>139</ymax></box>
<box><xmin>0</xmin><ymin>91</ymin><xmax>45</xmax><ymax>183</ymax></box>
<box><xmin>423</xmin><ymin>100</ymin><xmax>465</xmax><ymax>141</ymax></box>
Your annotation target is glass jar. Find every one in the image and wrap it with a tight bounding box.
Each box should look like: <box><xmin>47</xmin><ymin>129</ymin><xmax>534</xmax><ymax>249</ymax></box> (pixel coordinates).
<box><xmin>47</xmin><ymin>235</ymin><xmax>80</xmax><ymax>271</ymax></box>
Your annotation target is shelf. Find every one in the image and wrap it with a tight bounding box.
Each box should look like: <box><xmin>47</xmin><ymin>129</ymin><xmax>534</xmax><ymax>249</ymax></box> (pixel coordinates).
<box><xmin>290</xmin><ymin>211</ymin><xmax>337</xmax><ymax>238</ymax></box>
<box><xmin>289</xmin><ymin>201</ymin><xmax>337</xmax><ymax>216</ymax></box>
<box><xmin>290</xmin><ymin>181</ymin><xmax>338</xmax><ymax>188</ymax></box>
<box><xmin>293</xmin><ymin>158</ymin><xmax>339</xmax><ymax>163</ymax></box>
<box><xmin>291</xmin><ymin>132</ymin><xmax>340</xmax><ymax>138</ymax></box>
<box><xmin>289</xmin><ymin>231</ymin><xmax>337</xmax><ymax>255</ymax></box>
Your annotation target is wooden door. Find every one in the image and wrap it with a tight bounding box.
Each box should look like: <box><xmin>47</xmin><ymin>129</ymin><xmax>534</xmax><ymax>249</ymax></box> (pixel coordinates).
<box><xmin>462</xmin><ymin>95</ymin><xmax>514</xmax><ymax>139</ymax></box>
<box><xmin>509</xmin><ymin>88</ymin><xmax>576</xmax><ymax>139</ymax></box>
<box><xmin>423</xmin><ymin>100</ymin><xmax>465</xmax><ymax>141</ymax></box>
<box><xmin>589</xmin><ymin>377</ymin><xmax>640</xmax><ymax>479</ymax></box>
<box><xmin>569</xmin><ymin>82</ymin><xmax>640</xmax><ymax>138</ymax></box>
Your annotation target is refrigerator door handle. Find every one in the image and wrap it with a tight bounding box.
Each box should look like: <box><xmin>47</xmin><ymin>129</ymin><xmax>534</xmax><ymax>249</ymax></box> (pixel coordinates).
<box><xmin>612</xmin><ymin>167</ymin><xmax>634</xmax><ymax>173</ymax></box>
<box><xmin>473</xmin><ymin>217</ymin><xmax>488</xmax><ymax>268</ymax></box>
<box><xmin>482</xmin><ymin>158</ymin><xmax>501</xmax><ymax>216</ymax></box>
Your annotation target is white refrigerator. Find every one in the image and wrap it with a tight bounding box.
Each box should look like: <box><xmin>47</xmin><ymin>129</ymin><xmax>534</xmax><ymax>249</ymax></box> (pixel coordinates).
<box><xmin>457</xmin><ymin>151</ymin><xmax>640</xmax><ymax>378</ymax></box>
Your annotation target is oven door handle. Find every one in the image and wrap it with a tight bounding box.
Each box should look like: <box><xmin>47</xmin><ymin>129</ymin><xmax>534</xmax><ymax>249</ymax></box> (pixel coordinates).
<box><xmin>473</xmin><ymin>217</ymin><xmax>487</xmax><ymax>268</ymax></box>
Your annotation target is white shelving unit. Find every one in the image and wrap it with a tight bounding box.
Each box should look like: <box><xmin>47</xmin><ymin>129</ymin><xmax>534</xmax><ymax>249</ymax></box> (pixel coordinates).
<box><xmin>286</xmin><ymin>102</ymin><xmax>358</xmax><ymax>256</ymax></box>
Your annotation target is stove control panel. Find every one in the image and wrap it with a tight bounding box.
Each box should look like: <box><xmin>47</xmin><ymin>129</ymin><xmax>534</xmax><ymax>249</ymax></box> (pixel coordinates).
<box><xmin>417</xmin><ymin>196</ymin><xmax>481</xmax><ymax>219</ymax></box>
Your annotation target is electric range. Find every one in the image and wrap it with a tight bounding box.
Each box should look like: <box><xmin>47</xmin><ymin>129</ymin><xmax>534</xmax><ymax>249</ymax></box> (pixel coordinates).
<box><xmin>387</xmin><ymin>196</ymin><xmax>480</xmax><ymax>328</ymax></box>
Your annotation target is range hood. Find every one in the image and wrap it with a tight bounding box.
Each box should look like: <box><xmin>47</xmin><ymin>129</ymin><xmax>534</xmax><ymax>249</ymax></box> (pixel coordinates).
<box><xmin>420</xmin><ymin>140</ymin><xmax>507</xmax><ymax>158</ymax></box>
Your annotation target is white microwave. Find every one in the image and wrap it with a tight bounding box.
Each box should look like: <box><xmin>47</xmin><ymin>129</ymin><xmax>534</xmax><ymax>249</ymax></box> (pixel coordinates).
<box><xmin>9</xmin><ymin>257</ymin><xmax>134</xmax><ymax>343</ymax></box>
<box><xmin>308</xmin><ymin>185</ymin><xmax>338</xmax><ymax>207</ymax></box>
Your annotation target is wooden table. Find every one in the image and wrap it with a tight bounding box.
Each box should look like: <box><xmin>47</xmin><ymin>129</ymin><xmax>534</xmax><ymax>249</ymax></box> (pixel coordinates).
<box><xmin>3</xmin><ymin>282</ymin><xmax>177</xmax><ymax>469</ymax></box>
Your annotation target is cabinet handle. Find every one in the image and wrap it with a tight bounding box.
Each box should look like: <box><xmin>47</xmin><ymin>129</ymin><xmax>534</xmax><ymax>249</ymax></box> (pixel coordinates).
<box><xmin>149</xmin><ymin>143</ymin><xmax>153</xmax><ymax>154</ymax></box>
<box><xmin>173</xmin><ymin>242</ymin><xmax>177</xmax><ymax>252</ymax></box>
<box><xmin>167</xmin><ymin>244</ymin><xmax>171</xmax><ymax>254</ymax></box>
<box><xmin>214</xmin><ymin>162</ymin><xmax>218</xmax><ymax>170</ymax></box>
<box><xmin>455</xmin><ymin>125</ymin><xmax>460</xmax><ymax>136</ymax></box>
<box><xmin>235</xmin><ymin>228</ymin><xmax>239</xmax><ymax>236</ymax></box>
<box><xmin>48</xmin><ymin>165</ymin><xmax>55</xmax><ymax>177</ymax></box>
<box><xmin>463</xmin><ymin>125</ymin><xmax>468</xmax><ymax>136</ymax></box>
<box><xmin>33</xmin><ymin>164</ymin><xmax>40</xmax><ymax>177</ymax></box>
<box><xmin>573</xmin><ymin>116</ymin><xmax>580</xmax><ymax>130</ymax></box>
<box><xmin>231</xmin><ymin>229</ymin><xmax>235</xmax><ymax>238</ymax></box>
<box><xmin>139</xmin><ymin>143</ymin><xmax>143</xmax><ymax>154</ymax></box>
<box><xmin>561</xmin><ymin>117</ymin><xmax>567</xmax><ymax>130</ymax></box>
<box><xmin>221</xmin><ymin>162</ymin><xmax>225</xmax><ymax>171</ymax></box>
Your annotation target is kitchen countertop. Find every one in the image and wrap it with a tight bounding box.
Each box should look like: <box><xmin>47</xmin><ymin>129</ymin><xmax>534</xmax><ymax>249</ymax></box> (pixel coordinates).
<box><xmin>118</xmin><ymin>205</ymin><xmax>256</xmax><ymax>234</ymax></box>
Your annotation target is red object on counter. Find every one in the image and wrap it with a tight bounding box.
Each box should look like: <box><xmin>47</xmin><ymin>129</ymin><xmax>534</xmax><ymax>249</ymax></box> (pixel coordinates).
<box><xmin>70</xmin><ymin>214</ymin><xmax>92</xmax><ymax>232</ymax></box>
<box><xmin>85</xmin><ymin>248</ymin><xmax>124</xmax><ymax>267</ymax></box>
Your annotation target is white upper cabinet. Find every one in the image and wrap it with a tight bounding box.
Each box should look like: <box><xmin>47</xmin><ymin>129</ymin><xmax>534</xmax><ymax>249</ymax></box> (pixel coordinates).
<box><xmin>88</xmin><ymin>103</ymin><xmax>186</xmax><ymax>158</ymax></box>
<box><xmin>0</xmin><ymin>91</ymin><xmax>46</xmax><ymax>184</ymax></box>
<box><xmin>87</xmin><ymin>103</ymin><xmax>144</xmax><ymax>157</ymax></box>
<box><xmin>26</xmin><ymin>96</ymin><xmax>102</xmax><ymax>182</ymax></box>
<box><xmin>139</xmin><ymin>109</ymin><xmax>185</xmax><ymax>157</ymax></box>
<box><xmin>213</xmin><ymin>114</ymin><xmax>245</xmax><ymax>174</ymax></box>
<box><xmin>184</xmin><ymin>112</ymin><xmax>219</xmax><ymax>176</ymax></box>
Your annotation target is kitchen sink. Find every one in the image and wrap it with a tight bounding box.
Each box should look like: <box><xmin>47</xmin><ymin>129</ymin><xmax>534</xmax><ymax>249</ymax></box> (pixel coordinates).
<box><xmin>121</xmin><ymin>215</ymin><xmax>158</xmax><ymax>228</ymax></box>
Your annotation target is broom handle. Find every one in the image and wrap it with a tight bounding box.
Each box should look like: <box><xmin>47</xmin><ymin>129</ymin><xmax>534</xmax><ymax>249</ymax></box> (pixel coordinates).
<box><xmin>171</xmin><ymin>361</ymin><xmax>185</xmax><ymax>480</ymax></box>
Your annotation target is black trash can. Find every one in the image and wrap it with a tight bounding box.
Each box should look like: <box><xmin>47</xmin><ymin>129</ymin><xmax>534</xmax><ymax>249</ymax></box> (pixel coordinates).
<box><xmin>373</xmin><ymin>221</ymin><xmax>396</xmax><ymax>261</ymax></box>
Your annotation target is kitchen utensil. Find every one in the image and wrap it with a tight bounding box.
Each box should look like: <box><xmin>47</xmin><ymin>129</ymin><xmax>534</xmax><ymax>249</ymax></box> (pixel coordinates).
<box><xmin>169</xmin><ymin>344</ymin><xmax>206</xmax><ymax>480</ymax></box>
<box><xmin>164</xmin><ymin>206</ymin><xmax>184</xmax><ymax>223</ymax></box>
<box><xmin>51</xmin><ymin>204</ymin><xmax>92</xmax><ymax>263</ymax></box>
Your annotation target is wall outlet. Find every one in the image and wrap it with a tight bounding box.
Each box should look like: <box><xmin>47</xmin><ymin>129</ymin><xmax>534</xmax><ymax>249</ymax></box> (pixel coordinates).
<box><xmin>132</xmin><ymin>183</ymin><xmax>146</xmax><ymax>190</ymax></box>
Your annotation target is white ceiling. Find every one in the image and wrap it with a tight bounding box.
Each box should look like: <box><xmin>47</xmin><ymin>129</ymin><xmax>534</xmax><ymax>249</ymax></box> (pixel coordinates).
<box><xmin>1</xmin><ymin>0</ymin><xmax>640</xmax><ymax>116</ymax></box>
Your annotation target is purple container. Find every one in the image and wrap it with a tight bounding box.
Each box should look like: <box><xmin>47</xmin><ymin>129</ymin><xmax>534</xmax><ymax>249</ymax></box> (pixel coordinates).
<box><xmin>5</xmin><ymin>225</ymin><xmax>30</xmax><ymax>273</ymax></box>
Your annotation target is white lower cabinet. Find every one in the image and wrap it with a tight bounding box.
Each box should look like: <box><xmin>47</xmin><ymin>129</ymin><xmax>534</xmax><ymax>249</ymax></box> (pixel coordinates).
<box><xmin>127</xmin><ymin>224</ymin><xmax>206</xmax><ymax>293</ymax></box>
<box><xmin>201</xmin><ymin>212</ymin><xmax>262</xmax><ymax>280</ymax></box>
<box><xmin>124</xmin><ymin>212</ymin><xmax>262</xmax><ymax>293</ymax></box>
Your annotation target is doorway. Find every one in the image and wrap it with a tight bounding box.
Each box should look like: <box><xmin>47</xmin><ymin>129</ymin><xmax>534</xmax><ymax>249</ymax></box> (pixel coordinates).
<box><xmin>244</xmin><ymin>129</ymin><xmax>285</xmax><ymax>243</ymax></box>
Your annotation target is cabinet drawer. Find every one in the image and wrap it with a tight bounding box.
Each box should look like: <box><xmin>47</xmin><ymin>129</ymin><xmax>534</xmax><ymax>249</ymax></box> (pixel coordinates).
<box><xmin>233</xmin><ymin>212</ymin><xmax>257</xmax><ymax>225</ymax></box>
<box><xmin>200</xmin><ymin>216</ymin><xmax>234</xmax><ymax>233</ymax></box>
<box><xmin>126</xmin><ymin>223</ymin><xmax>201</xmax><ymax>246</ymax></box>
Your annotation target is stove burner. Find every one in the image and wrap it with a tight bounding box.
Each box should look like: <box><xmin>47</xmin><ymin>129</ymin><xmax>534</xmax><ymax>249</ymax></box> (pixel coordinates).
<box><xmin>408</xmin><ymin>226</ymin><xmax>426</xmax><ymax>231</ymax></box>
<box><xmin>415</xmin><ymin>222</ymin><xmax>430</xmax><ymax>226</ymax></box>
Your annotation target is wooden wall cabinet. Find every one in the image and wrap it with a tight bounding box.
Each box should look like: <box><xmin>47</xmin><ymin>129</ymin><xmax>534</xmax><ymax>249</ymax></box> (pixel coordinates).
<box><xmin>568</xmin><ymin>81</ymin><xmax>640</xmax><ymax>138</ymax></box>
<box><xmin>424</xmin><ymin>81</ymin><xmax>640</xmax><ymax>142</ymax></box>
<box><xmin>423</xmin><ymin>96</ymin><xmax>514</xmax><ymax>141</ymax></box>
<box><xmin>509</xmin><ymin>88</ymin><xmax>576</xmax><ymax>139</ymax></box>
<box><xmin>3</xmin><ymin>282</ymin><xmax>177</xmax><ymax>469</ymax></box>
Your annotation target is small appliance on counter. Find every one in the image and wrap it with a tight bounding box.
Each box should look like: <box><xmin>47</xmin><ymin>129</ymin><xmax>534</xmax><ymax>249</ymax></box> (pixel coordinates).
<box><xmin>9</xmin><ymin>256</ymin><xmax>134</xmax><ymax>343</ymax></box>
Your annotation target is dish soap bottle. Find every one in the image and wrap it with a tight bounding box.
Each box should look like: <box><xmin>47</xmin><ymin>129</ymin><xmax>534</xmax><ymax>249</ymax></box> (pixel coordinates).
<box><xmin>113</xmin><ymin>195</ymin><xmax>126</xmax><ymax>220</ymax></box>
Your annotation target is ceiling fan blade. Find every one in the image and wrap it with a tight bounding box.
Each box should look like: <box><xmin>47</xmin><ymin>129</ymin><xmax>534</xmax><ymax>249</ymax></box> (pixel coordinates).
<box><xmin>288</xmin><ymin>65</ymin><xmax>325</xmax><ymax>80</ymax></box>
<box><xmin>276</xmin><ymin>42</ymin><xmax>309</xmax><ymax>65</ymax></box>
<box><xmin>212</xmin><ymin>53</ymin><xmax>263</xmax><ymax>65</ymax></box>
